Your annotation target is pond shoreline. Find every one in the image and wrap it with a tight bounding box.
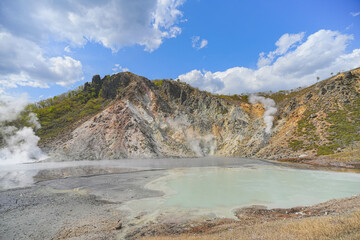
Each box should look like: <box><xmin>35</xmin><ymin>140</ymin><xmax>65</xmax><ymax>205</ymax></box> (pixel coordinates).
<box><xmin>135</xmin><ymin>194</ymin><xmax>360</xmax><ymax>240</ymax></box>
<box><xmin>275</xmin><ymin>156</ymin><xmax>360</xmax><ymax>171</ymax></box>
<box><xmin>0</xmin><ymin>158</ymin><xmax>359</xmax><ymax>239</ymax></box>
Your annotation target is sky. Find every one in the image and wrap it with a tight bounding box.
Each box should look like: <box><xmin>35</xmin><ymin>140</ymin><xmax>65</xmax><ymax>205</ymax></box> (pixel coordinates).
<box><xmin>0</xmin><ymin>0</ymin><xmax>360</xmax><ymax>101</ymax></box>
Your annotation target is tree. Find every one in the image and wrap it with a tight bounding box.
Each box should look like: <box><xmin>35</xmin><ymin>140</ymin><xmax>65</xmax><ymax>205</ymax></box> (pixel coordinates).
<box><xmin>316</xmin><ymin>76</ymin><xmax>320</xmax><ymax>81</ymax></box>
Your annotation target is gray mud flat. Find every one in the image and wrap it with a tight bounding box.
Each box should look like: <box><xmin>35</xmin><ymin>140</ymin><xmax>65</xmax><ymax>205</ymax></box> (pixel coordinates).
<box><xmin>0</xmin><ymin>158</ymin><xmax>273</xmax><ymax>239</ymax></box>
<box><xmin>0</xmin><ymin>170</ymin><xmax>165</xmax><ymax>240</ymax></box>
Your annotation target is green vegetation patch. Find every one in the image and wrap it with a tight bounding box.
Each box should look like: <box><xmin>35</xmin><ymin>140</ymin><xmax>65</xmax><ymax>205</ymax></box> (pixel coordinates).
<box><xmin>32</xmin><ymin>87</ymin><xmax>110</xmax><ymax>142</ymax></box>
<box><xmin>289</xmin><ymin>95</ymin><xmax>360</xmax><ymax>155</ymax></box>
<box><xmin>216</xmin><ymin>94</ymin><xmax>249</xmax><ymax>103</ymax></box>
<box><xmin>321</xmin><ymin>102</ymin><xmax>360</xmax><ymax>155</ymax></box>
<box><xmin>297</xmin><ymin>118</ymin><xmax>316</xmax><ymax>136</ymax></box>
<box><xmin>317</xmin><ymin>145</ymin><xmax>335</xmax><ymax>155</ymax></box>
<box><xmin>259</xmin><ymin>87</ymin><xmax>310</xmax><ymax>104</ymax></box>
<box><xmin>288</xmin><ymin>139</ymin><xmax>305</xmax><ymax>151</ymax></box>
<box><xmin>288</xmin><ymin>109</ymin><xmax>320</xmax><ymax>152</ymax></box>
<box><xmin>153</xmin><ymin>79</ymin><xmax>164</xmax><ymax>87</ymax></box>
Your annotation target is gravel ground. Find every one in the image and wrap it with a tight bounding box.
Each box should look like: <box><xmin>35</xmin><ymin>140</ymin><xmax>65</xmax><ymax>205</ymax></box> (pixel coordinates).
<box><xmin>0</xmin><ymin>169</ymin><xmax>165</xmax><ymax>240</ymax></box>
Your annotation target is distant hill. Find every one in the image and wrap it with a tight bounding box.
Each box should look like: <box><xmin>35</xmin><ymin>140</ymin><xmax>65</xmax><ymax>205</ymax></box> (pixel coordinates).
<box><xmin>31</xmin><ymin>68</ymin><xmax>360</xmax><ymax>167</ymax></box>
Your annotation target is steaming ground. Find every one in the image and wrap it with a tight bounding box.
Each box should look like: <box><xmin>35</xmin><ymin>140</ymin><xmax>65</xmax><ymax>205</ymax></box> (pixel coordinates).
<box><xmin>0</xmin><ymin>157</ymin><xmax>272</xmax><ymax>239</ymax></box>
<box><xmin>0</xmin><ymin>95</ymin><xmax>47</xmax><ymax>165</ymax></box>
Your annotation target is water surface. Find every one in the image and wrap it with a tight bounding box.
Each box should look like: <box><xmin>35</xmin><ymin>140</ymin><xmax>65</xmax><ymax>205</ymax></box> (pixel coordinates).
<box><xmin>162</xmin><ymin>166</ymin><xmax>360</xmax><ymax>209</ymax></box>
<box><xmin>0</xmin><ymin>157</ymin><xmax>269</xmax><ymax>190</ymax></box>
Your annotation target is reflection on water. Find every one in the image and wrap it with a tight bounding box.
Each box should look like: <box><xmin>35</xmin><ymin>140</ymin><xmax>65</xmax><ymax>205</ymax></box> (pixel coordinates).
<box><xmin>163</xmin><ymin>166</ymin><xmax>360</xmax><ymax>209</ymax></box>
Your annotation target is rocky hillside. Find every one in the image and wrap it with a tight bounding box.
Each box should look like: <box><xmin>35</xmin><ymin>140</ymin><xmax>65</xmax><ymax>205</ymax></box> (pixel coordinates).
<box><xmin>257</xmin><ymin>68</ymin><xmax>360</xmax><ymax>161</ymax></box>
<box><xmin>33</xmin><ymin>68</ymin><xmax>360</xmax><ymax>162</ymax></box>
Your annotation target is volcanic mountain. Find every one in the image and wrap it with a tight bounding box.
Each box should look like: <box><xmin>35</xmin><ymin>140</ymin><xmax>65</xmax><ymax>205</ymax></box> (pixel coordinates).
<box><xmin>33</xmin><ymin>68</ymin><xmax>360</xmax><ymax>167</ymax></box>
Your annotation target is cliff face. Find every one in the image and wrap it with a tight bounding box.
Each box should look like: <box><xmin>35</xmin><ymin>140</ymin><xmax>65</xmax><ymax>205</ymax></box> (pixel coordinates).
<box><xmin>41</xmin><ymin>68</ymin><xmax>360</xmax><ymax>161</ymax></box>
<box><xmin>44</xmin><ymin>72</ymin><xmax>268</xmax><ymax>160</ymax></box>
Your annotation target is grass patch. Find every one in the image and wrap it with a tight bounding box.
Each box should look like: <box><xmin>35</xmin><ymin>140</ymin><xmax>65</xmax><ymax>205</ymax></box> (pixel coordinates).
<box><xmin>143</xmin><ymin>209</ymin><xmax>360</xmax><ymax>240</ymax></box>
<box><xmin>326</xmin><ymin>147</ymin><xmax>360</xmax><ymax>162</ymax></box>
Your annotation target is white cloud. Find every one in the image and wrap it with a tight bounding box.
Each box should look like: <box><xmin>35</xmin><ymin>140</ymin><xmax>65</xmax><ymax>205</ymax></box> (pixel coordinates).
<box><xmin>0</xmin><ymin>0</ymin><xmax>185</xmax><ymax>53</ymax></box>
<box><xmin>0</xmin><ymin>0</ymin><xmax>185</xmax><ymax>91</ymax></box>
<box><xmin>192</xmin><ymin>36</ymin><xmax>208</xmax><ymax>49</ymax></box>
<box><xmin>112</xmin><ymin>64</ymin><xmax>130</xmax><ymax>73</ymax></box>
<box><xmin>64</xmin><ymin>46</ymin><xmax>71</xmax><ymax>53</ymax></box>
<box><xmin>350</xmin><ymin>11</ymin><xmax>360</xmax><ymax>17</ymax></box>
<box><xmin>200</xmin><ymin>39</ymin><xmax>208</xmax><ymax>49</ymax></box>
<box><xmin>257</xmin><ymin>32</ymin><xmax>305</xmax><ymax>67</ymax></box>
<box><xmin>178</xmin><ymin>69</ymin><xmax>224</xmax><ymax>92</ymax></box>
<box><xmin>0</xmin><ymin>32</ymin><xmax>83</xmax><ymax>90</ymax></box>
<box><xmin>179</xmin><ymin>30</ymin><xmax>360</xmax><ymax>95</ymax></box>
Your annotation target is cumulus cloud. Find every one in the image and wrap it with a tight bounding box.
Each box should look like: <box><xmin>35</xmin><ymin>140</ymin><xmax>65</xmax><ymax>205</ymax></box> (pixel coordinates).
<box><xmin>0</xmin><ymin>32</ymin><xmax>83</xmax><ymax>89</ymax></box>
<box><xmin>0</xmin><ymin>0</ymin><xmax>185</xmax><ymax>91</ymax></box>
<box><xmin>257</xmin><ymin>32</ymin><xmax>305</xmax><ymax>67</ymax></box>
<box><xmin>249</xmin><ymin>95</ymin><xmax>277</xmax><ymax>133</ymax></box>
<box><xmin>0</xmin><ymin>0</ymin><xmax>185</xmax><ymax>52</ymax></box>
<box><xmin>179</xmin><ymin>30</ymin><xmax>360</xmax><ymax>94</ymax></box>
<box><xmin>112</xmin><ymin>64</ymin><xmax>130</xmax><ymax>73</ymax></box>
<box><xmin>192</xmin><ymin>36</ymin><xmax>208</xmax><ymax>49</ymax></box>
<box><xmin>178</xmin><ymin>69</ymin><xmax>224</xmax><ymax>92</ymax></box>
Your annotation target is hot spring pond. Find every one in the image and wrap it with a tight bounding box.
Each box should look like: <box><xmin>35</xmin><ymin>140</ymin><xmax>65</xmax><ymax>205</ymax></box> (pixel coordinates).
<box><xmin>143</xmin><ymin>165</ymin><xmax>360</xmax><ymax>211</ymax></box>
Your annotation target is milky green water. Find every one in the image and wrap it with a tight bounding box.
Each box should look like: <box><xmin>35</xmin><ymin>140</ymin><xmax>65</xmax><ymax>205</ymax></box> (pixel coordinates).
<box><xmin>163</xmin><ymin>166</ymin><xmax>360</xmax><ymax>209</ymax></box>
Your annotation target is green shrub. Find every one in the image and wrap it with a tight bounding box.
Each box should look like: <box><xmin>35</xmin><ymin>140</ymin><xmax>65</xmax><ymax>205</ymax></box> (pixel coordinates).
<box><xmin>317</xmin><ymin>146</ymin><xmax>334</xmax><ymax>155</ymax></box>
<box><xmin>153</xmin><ymin>79</ymin><xmax>164</xmax><ymax>87</ymax></box>
<box><xmin>289</xmin><ymin>140</ymin><xmax>304</xmax><ymax>151</ymax></box>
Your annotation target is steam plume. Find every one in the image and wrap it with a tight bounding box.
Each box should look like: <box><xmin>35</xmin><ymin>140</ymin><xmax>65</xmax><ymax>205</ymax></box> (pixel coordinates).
<box><xmin>249</xmin><ymin>95</ymin><xmax>277</xmax><ymax>133</ymax></box>
<box><xmin>0</xmin><ymin>94</ymin><xmax>47</xmax><ymax>165</ymax></box>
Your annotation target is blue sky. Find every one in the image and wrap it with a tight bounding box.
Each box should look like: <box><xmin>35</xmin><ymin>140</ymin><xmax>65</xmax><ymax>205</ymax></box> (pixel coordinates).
<box><xmin>0</xmin><ymin>0</ymin><xmax>360</xmax><ymax>101</ymax></box>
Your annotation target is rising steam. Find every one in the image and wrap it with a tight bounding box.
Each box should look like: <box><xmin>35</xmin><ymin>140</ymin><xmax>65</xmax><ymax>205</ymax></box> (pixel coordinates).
<box><xmin>0</xmin><ymin>95</ymin><xmax>47</xmax><ymax>165</ymax></box>
<box><xmin>249</xmin><ymin>95</ymin><xmax>277</xmax><ymax>133</ymax></box>
<box><xmin>166</xmin><ymin>116</ymin><xmax>217</xmax><ymax>156</ymax></box>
